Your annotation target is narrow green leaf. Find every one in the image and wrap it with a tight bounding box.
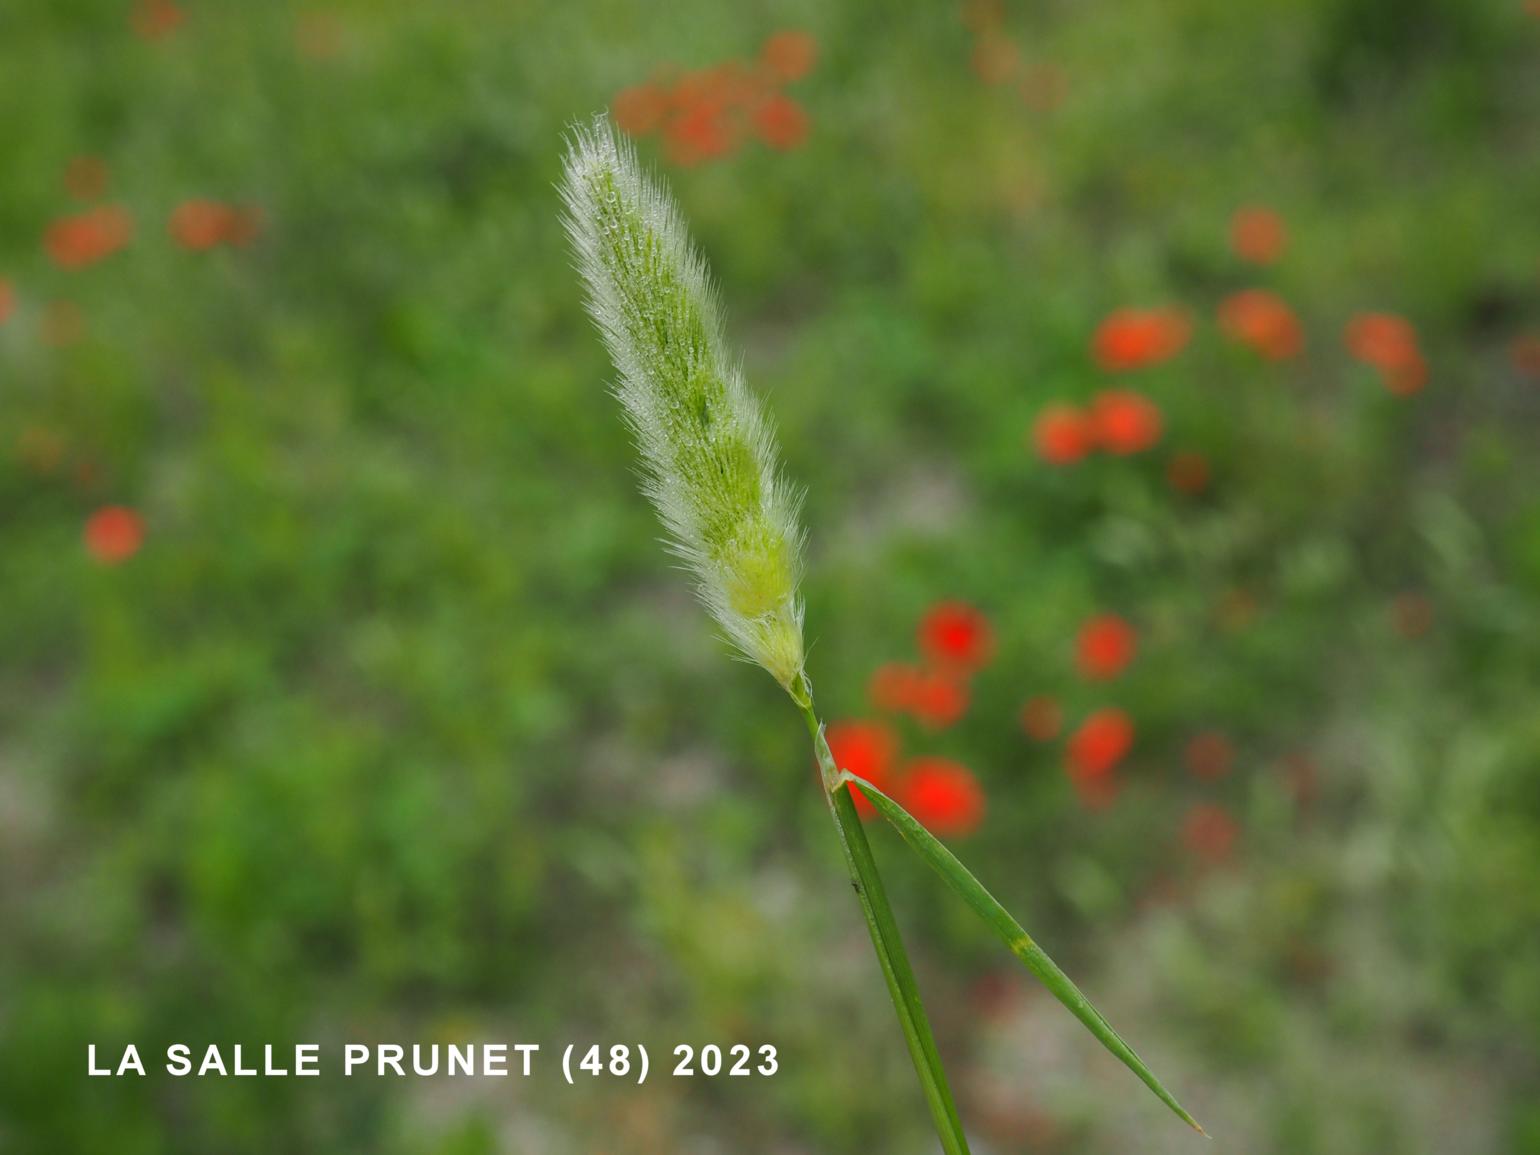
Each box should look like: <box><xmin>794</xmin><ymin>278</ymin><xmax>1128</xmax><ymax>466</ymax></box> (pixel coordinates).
<box><xmin>841</xmin><ymin>771</ymin><xmax>1208</xmax><ymax>1138</ymax></box>
<box><xmin>801</xmin><ymin>700</ymin><xmax>971</xmax><ymax>1154</ymax></box>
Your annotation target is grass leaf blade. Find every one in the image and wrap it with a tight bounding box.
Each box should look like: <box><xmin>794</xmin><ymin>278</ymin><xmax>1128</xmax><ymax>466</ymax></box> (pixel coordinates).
<box><xmin>842</xmin><ymin>771</ymin><xmax>1207</xmax><ymax>1137</ymax></box>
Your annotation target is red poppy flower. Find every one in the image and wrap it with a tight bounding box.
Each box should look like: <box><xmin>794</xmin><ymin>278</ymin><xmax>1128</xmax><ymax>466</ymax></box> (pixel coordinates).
<box><xmin>1344</xmin><ymin>312</ymin><xmax>1427</xmax><ymax>396</ymax></box>
<box><xmin>84</xmin><ymin>506</ymin><xmax>144</xmax><ymax>564</ymax></box>
<box><xmin>827</xmin><ymin>720</ymin><xmax>899</xmax><ymax>819</ymax></box>
<box><xmin>65</xmin><ymin>156</ymin><xmax>110</xmax><ymax>201</ymax></box>
<box><xmin>0</xmin><ymin>278</ymin><xmax>13</xmax><ymax>326</ymax></box>
<box><xmin>1076</xmin><ymin>614</ymin><xmax>1137</xmax><ymax>680</ymax></box>
<box><xmin>132</xmin><ymin>0</ymin><xmax>183</xmax><ymax>41</ymax></box>
<box><xmin>1184</xmin><ymin>731</ymin><xmax>1234</xmax><ymax>781</ymax></box>
<box><xmin>1229</xmin><ymin>205</ymin><xmax>1286</xmax><ymax>265</ymax></box>
<box><xmin>1182</xmin><ymin>804</ymin><xmax>1238</xmax><ymax>864</ymax></box>
<box><xmin>1381</xmin><ymin>353</ymin><xmax>1427</xmax><ymax>396</ymax></box>
<box><xmin>1392</xmin><ymin>592</ymin><xmax>1433</xmax><ymax>639</ymax></box>
<box><xmin>44</xmin><ymin>205</ymin><xmax>133</xmax><ymax>270</ymax></box>
<box><xmin>1166</xmin><ymin>451</ymin><xmax>1210</xmax><ymax>494</ymax></box>
<box><xmin>898</xmin><ymin>758</ymin><xmax>985</xmax><ymax>837</ymax></box>
<box><xmin>1509</xmin><ymin>333</ymin><xmax>1540</xmax><ymax>378</ymax></box>
<box><xmin>869</xmin><ymin>662</ymin><xmax>924</xmax><ymax>713</ymax></box>
<box><xmin>751</xmin><ymin>94</ymin><xmax>809</xmax><ymax>151</ymax></box>
<box><xmin>918</xmin><ymin>601</ymin><xmax>994</xmax><ymax>673</ymax></box>
<box><xmin>1089</xmin><ymin>390</ymin><xmax>1163</xmax><ymax>454</ymax></box>
<box><xmin>613</xmin><ymin>83</ymin><xmax>670</xmax><ymax>137</ymax></box>
<box><xmin>1091</xmin><ymin>307</ymin><xmax>1191</xmax><ymax>371</ymax></box>
<box><xmin>665</xmin><ymin>100</ymin><xmax>736</xmax><ymax>167</ymax></box>
<box><xmin>1030</xmin><ymin>403</ymin><xmax>1093</xmax><ymax>465</ymax></box>
<box><xmin>1066</xmin><ymin>707</ymin><xmax>1134</xmax><ymax>778</ymax></box>
<box><xmin>169</xmin><ymin>200</ymin><xmax>230</xmax><ymax>251</ymax></box>
<box><xmin>761</xmin><ymin>30</ymin><xmax>818</xmax><ymax>82</ymax></box>
<box><xmin>1019</xmin><ymin>695</ymin><xmax>1062</xmax><ymax>742</ymax></box>
<box><xmin>910</xmin><ymin>668</ymin><xmax>970</xmax><ymax>729</ymax></box>
<box><xmin>1218</xmin><ymin>289</ymin><xmax>1304</xmax><ymax>360</ymax></box>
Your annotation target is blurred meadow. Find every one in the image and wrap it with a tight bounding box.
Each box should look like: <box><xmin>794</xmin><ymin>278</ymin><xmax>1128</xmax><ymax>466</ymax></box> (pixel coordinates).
<box><xmin>4</xmin><ymin>0</ymin><xmax>1540</xmax><ymax>1152</ymax></box>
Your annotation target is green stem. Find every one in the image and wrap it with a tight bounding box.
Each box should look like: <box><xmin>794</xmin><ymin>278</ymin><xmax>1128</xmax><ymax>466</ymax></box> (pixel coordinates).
<box><xmin>793</xmin><ymin>679</ymin><xmax>971</xmax><ymax>1155</ymax></box>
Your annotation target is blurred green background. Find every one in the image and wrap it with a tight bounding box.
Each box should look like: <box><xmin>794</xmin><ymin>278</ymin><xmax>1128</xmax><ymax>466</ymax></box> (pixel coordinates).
<box><xmin>4</xmin><ymin>0</ymin><xmax>1540</xmax><ymax>1152</ymax></box>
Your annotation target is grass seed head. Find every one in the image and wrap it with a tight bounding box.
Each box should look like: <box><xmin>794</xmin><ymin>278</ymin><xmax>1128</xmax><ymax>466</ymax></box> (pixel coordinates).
<box><xmin>560</xmin><ymin>115</ymin><xmax>806</xmax><ymax>691</ymax></box>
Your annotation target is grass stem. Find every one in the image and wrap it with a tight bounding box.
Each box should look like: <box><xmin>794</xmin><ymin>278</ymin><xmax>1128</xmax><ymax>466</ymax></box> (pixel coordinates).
<box><xmin>795</xmin><ymin>680</ymin><xmax>971</xmax><ymax>1155</ymax></box>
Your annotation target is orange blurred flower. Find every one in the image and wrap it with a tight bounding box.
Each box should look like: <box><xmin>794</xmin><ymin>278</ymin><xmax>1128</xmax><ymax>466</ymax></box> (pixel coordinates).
<box><xmin>169</xmin><ymin>200</ymin><xmax>229</xmax><ymax>251</ymax></box>
<box><xmin>910</xmin><ymin>668</ymin><xmax>970</xmax><ymax>729</ymax></box>
<box><xmin>1066</xmin><ymin>707</ymin><xmax>1134</xmax><ymax>778</ymax></box>
<box><xmin>1229</xmin><ymin>205</ymin><xmax>1286</xmax><ymax>265</ymax></box>
<box><xmin>827</xmin><ymin>720</ymin><xmax>899</xmax><ymax>819</ymax></box>
<box><xmin>132</xmin><ymin>0</ymin><xmax>183</xmax><ymax>41</ymax></box>
<box><xmin>169</xmin><ymin>200</ymin><xmax>263</xmax><ymax>250</ymax></box>
<box><xmin>665</xmin><ymin>101</ymin><xmax>736</xmax><ymax>167</ymax></box>
<box><xmin>1218</xmin><ymin>289</ymin><xmax>1304</xmax><ymax>360</ymax></box>
<box><xmin>1344</xmin><ymin>312</ymin><xmax>1427</xmax><ymax>396</ymax></box>
<box><xmin>1030</xmin><ymin>403</ymin><xmax>1093</xmax><ymax>465</ymax></box>
<box><xmin>870</xmin><ymin>662</ymin><xmax>924</xmax><ymax>713</ymax></box>
<box><xmin>1166</xmin><ymin>450</ymin><xmax>1210</xmax><ymax>494</ymax></box>
<box><xmin>1091</xmin><ymin>307</ymin><xmax>1191</xmax><ymax>371</ymax></box>
<box><xmin>617</xmin><ymin>39</ymin><xmax>814</xmax><ymax>165</ymax></box>
<box><xmin>870</xmin><ymin>662</ymin><xmax>968</xmax><ymax>727</ymax></box>
<box><xmin>1090</xmin><ymin>389</ymin><xmax>1164</xmax><ymax>454</ymax></box>
<box><xmin>1184</xmin><ymin>731</ymin><xmax>1234</xmax><ymax>781</ymax></box>
<box><xmin>898</xmin><ymin>758</ymin><xmax>985</xmax><ymax>836</ymax></box>
<box><xmin>918</xmin><ymin>601</ymin><xmax>995</xmax><ymax>674</ymax></box>
<box><xmin>751</xmin><ymin>94</ymin><xmax>810</xmax><ymax>151</ymax></box>
<box><xmin>0</xmin><ymin>278</ymin><xmax>13</xmax><ymax>326</ymax></box>
<box><xmin>65</xmin><ymin>155</ymin><xmax>110</xmax><ymax>201</ymax></box>
<box><xmin>761</xmin><ymin>30</ymin><xmax>817</xmax><ymax>82</ymax></box>
<box><xmin>1019</xmin><ymin>695</ymin><xmax>1062</xmax><ymax>741</ymax></box>
<box><xmin>1182</xmin><ymin>804</ymin><xmax>1238</xmax><ymax>864</ymax></box>
<box><xmin>84</xmin><ymin>506</ymin><xmax>144</xmax><ymax>564</ymax></box>
<box><xmin>1076</xmin><ymin>613</ymin><xmax>1137</xmax><ymax>681</ymax></box>
<box><xmin>1066</xmin><ymin>706</ymin><xmax>1133</xmax><ymax>812</ymax></box>
<box><xmin>44</xmin><ymin>205</ymin><xmax>133</xmax><ymax>269</ymax></box>
<box><xmin>613</xmin><ymin>83</ymin><xmax>670</xmax><ymax>137</ymax></box>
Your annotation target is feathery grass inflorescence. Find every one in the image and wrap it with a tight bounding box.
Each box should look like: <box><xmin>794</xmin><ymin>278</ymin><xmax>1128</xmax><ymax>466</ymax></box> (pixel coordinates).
<box><xmin>560</xmin><ymin>116</ymin><xmax>806</xmax><ymax>691</ymax></box>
